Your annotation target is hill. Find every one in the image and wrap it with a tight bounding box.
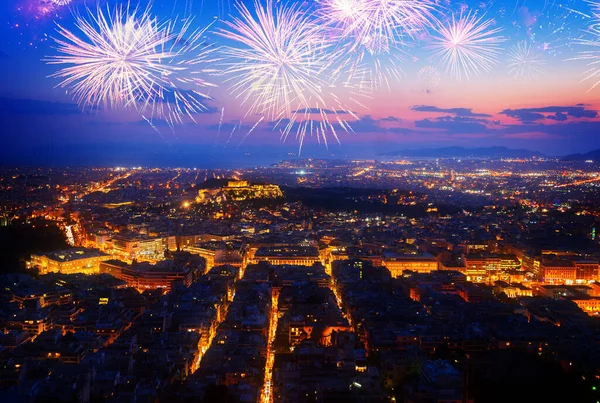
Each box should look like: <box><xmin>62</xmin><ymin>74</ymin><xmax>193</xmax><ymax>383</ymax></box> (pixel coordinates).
<box><xmin>380</xmin><ymin>146</ymin><xmax>545</xmax><ymax>159</ymax></box>
<box><xmin>562</xmin><ymin>149</ymin><xmax>600</xmax><ymax>161</ymax></box>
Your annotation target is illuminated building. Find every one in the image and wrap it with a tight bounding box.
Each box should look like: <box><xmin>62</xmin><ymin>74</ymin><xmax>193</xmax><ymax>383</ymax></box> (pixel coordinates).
<box><xmin>464</xmin><ymin>255</ymin><xmax>497</xmax><ymax>282</ymax></box>
<box><xmin>463</xmin><ymin>254</ymin><xmax>521</xmax><ymax>282</ymax></box>
<box><xmin>574</xmin><ymin>261</ymin><xmax>599</xmax><ymax>282</ymax></box>
<box><xmin>29</xmin><ymin>248</ymin><xmax>111</xmax><ymax>275</ymax></box>
<box><xmin>111</xmin><ymin>234</ymin><xmax>175</xmax><ymax>261</ymax></box>
<box><xmin>86</xmin><ymin>233</ymin><xmax>111</xmax><ymax>251</ymax></box>
<box><xmin>100</xmin><ymin>259</ymin><xmax>193</xmax><ymax>292</ymax></box>
<box><xmin>0</xmin><ymin>213</ymin><xmax>11</xmax><ymax>227</ymax></box>
<box><xmin>184</xmin><ymin>244</ymin><xmax>217</xmax><ymax>271</ymax></box>
<box><xmin>536</xmin><ymin>284</ymin><xmax>592</xmax><ymax>299</ymax></box>
<box><xmin>500</xmin><ymin>255</ymin><xmax>522</xmax><ymax>271</ymax></box>
<box><xmin>493</xmin><ymin>281</ymin><xmax>533</xmax><ymax>298</ymax></box>
<box><xmin>184</xmin><ymin>243</ymin><xmax>243</xmax><ymax>272</ymax></box>
<box><xmin>572</xmin><ymin>298</ymin><xmax>600</xmax><ymax>315</ymax></box>
<box><xmin>534</xmin><ymin>259</ymin><xmax>598</xmax><ymax>284</ymax></box>
<box><xmin>21</xmin><ymin>313</ymin><xmax>53</xmax><ymax>336</ymax></box>
<box><xmin>176</xmin><ymin>234</ymin><xmax>203</xmax><ymax>249</ymax></box>
<box><xmin>12</xmin><ymin>289</ymin><xmax>72</xmax><ymax>309</ymax></box>
<box><xmin>589</xmin><ymin>283</ymin><xmax>600</xmax><ymax>297</ymax></box>
<box><xmin>249</xmin><ymin>245</ymin><xmax>321</xmax><ymax>267</ymax></box>
<box><xmin>464</xmin><ymin>255</ymin><xmax>496</xmax><ymax>281</ymax></box>
<box><xmin>196</xmin><ymin>180</ymin><xmax>283</xmax><ymax>204</ymax></box>
<box><xmin>540</xmin><ymin>261</ymin><xmax>577</xmax><ymax>284</ymax></box>
<box><xmin>383</xmin><ymin>254</ymin><xmax>439</xmax><ymax>277</ymax></box>
<box><xmin>462</xmin><ymin>241</ymin><xmax>490</xmax><ymax>254</ymax></box>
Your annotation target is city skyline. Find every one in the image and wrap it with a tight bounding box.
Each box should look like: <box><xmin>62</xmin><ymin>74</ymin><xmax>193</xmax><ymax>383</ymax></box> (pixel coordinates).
<box><xmin>3</xmin><ymin>0</ymin><xmax>600</xmax><ymax>166</ymax></box>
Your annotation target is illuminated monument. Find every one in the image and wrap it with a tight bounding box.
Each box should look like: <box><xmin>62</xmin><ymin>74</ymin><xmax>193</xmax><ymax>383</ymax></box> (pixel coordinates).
<box><xmin>196</xmin><ymin>180</ymin><xmax>283</xmax><ymax>204</ymax></box>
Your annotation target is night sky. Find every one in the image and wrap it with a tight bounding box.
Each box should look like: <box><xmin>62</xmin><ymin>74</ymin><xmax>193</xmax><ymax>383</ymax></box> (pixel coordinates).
<box><xmin>2</xmin><ymin>0</ymin><xmax>600</xmax><ymax>167</ymax></box>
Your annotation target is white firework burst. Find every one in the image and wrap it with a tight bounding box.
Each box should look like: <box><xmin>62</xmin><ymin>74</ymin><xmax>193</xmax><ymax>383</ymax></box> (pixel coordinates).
<box><xmin>46</xmin><ymin>5</ymin><xmax>219</xmax><ymax>125</ymax></box>
<box><xmin>430</xmin><ymin>11</ymin><xmax>504</xmax><ymax>81</ymax></box>
<box><xmin>507</xmin><ymin>41</ymin><xmax>546</xmax><ymax>79</ymax></box>
<box><xmin>318</xmin><ymin>0</ymin><xmax>438</xmax><ymax>89</ymax></box>
<box><xmin>318</xmin><ymin>0</ymin><xmax>435</xmax><ymax>89</ymax></box>
<box><xmin>319</xmin><ymin>0</ymin><xmax>437</xmax><ymax>48</ymax></box>
<box><xmin>218</xmin><ymin>0</ymin><xmax>359</xmax><ymax>149</ymax></box>
<box><xmin>418</xmin><ymin>65</ymin><xmax>441</xmax><ymax>88</ymax></box>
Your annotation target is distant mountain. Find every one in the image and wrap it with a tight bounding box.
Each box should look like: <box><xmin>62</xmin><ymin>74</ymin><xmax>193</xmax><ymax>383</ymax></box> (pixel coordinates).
<box><xmin>380</xmin><ymin>146</ymin><xmax>546</xmax><ymax>159</ymax></box>
<box><xmin>562</xmin><ymin>149</ymin><xmax>600</xmax><ymax>161</ymax></box>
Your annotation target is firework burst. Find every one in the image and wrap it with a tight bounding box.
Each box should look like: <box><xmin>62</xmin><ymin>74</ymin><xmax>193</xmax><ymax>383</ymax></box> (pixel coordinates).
<box><xmin>430</xmin><ymin>11</ymin><xmax>504</xmax><ymax>81</ymax></box>
<box><xmin>318</xmin><ymin>0</ymin><xmax>438</xmax><ymax>89</ymax></box>
<box><xmin>507</xmin><ymin>41</ymin><xmax>546</xmax><ymax>79</ymax></box>
<box><xmin>319</xmin><ymin>0</ymin><xmax>437</xmax><ymax>47</ymax></box>
<box><xmin>219</xmin><ymin>0</ymin><xmax>359</xmax><ymax>149</ymax></box>
<box><xmin>418</xmin><ymin>65</ymin><xmax>441</xmax><ymax>89</ymax></box>
<box><xmin>46</xmin><ymin>4</ymin><xmax>218</xmax><ymax>125</ymax></box>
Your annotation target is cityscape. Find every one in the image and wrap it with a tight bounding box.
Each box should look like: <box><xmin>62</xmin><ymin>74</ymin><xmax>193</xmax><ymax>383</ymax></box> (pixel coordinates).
<box><xmin>2</xmin><ymin>156</ymin><xmax>600</xmax><ymax>402</ymax></box>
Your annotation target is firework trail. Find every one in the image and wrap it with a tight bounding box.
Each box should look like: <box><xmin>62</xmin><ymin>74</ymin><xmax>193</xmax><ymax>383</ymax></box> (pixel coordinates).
<box><xmin>218</xmin><ymin>107</ymin><xmax>225</xmax><ymax>134</ymax></box>
<box><xmin>507</xmin><ymin>41</ymin><xmax>546</xmax><ymax>78</ymax></box>
<box><xmin>430</xmin><ymin>11</ymin><xmax>504</xmax><ymax>81</ymax></box>
<box><xmin>239</xmin><ymin>116</ymin><xmax>265</xmax><ymax>147</ymax></box>
<box><xmin>218</xmin><ymin>0</ymin><xmax>359</xmax><ymax>149</ymax></box>
<box><xmin>198</xmin><ymin>0</ymin><xmax>231</xmax><ymax>17</ymax></box>
<box><xmin>572</xmin><ymin>18</ymin><xmax>600</xmax><ymax>91</ymax></box>
<box><xmin>46</xmin><ymin>4</ymin><xmax>219</xmax><ymax>126</ymax></box>
<box><xmin>578</xmin><ymin>0</ymin><xmax>600</xmax><ymax>20</ymax></box>
<box><xmin>226</xmin><ymin>123</ymin><xmax>238</xmax><ymax>145</ymax></box>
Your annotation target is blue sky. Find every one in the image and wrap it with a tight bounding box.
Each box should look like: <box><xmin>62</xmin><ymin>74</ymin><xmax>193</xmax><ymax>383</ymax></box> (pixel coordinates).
<box><xmin>2</xmin><ymin>0</ymin><xmax>600</xmax><ymax>166</ymax></box>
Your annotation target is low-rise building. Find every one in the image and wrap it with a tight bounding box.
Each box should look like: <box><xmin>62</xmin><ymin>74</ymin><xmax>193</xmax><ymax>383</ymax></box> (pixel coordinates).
<box><xmin>494</xmin><ymin>281</ymin><xmax>533</xmax><ymax>298</ymax></box>
<box><xmin>29</xmin><ymin>248</ymin><xmax>111</xmax><ymax>275</ymax></box>
<box><xmin>540</xmin><ymin>261</ymin><xmax>577</xmax><ymax>284</ymax></box>
<box><xmin>100</xmin><ymin>259</ymin><xmax>193</xmax><ymax>291</ymax></box>
<box><xmin>249</xmin><ymin>245</ymin><xmax>321</xmax><ymax>267</ymax></box>
<box><xmin>383</xmin><ymin>253</ymin><xmax>439</xmax><ymax>277</ymax></box>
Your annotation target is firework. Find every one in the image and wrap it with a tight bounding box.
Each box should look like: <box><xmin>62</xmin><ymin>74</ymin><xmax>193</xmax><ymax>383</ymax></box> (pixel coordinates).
<box><xmin>19</xmin><ymin>0</ymin><xmax>58</xmax><ymax>20</ymax></box>
<box><xmin>198</xmin><ymin>0</ymin><xmax>231</xmax><ymax>17</ymax></box>
<box><xmin>418</xmin><ymin>65</ymin><xmax>441</xmax><ymax>88</ymax></box>
<box><xmin>318</xmin><ymin>0</ymin><xmax>438</xmax><ymax>89</ymax></box>
<box><xmin>430</xmin><ymin>11</ymin><xmax>504</xmax><ymax>81</ymax></box>
<box><xmin>573</xmin><ymin>22</ymin><xmax>600</xmax><ymax>91</ymax></box>
<box><xmin>581</xmin><ymin>0</ymin><xmax>600</xmax><ymax>20</ymax></box>
<box><xmin>319</xmin><ymin>0</ymin><xmax>437</xmax><ymax>49</ymax></box>
<box><xmin>50</xmin><ymin>0</ymin><xmax>72</xmax><ymax>6</ymax></box>
<box><xmin>317</xmin><ymin>0</ymin><xmax>365</xmax><ymax>29</ymax></box>
<box><xmin>218</xmin><ymin>0</ymin><xmax>358</xmax><ymax>149</ymax></box>
<box><xmin>507</xmin><ymin>41</ymin><xmax>545</xmax><ymax>79</ymax></box>
<box><xmin>46</xmin><ymin>5</ymin><xmax>218</xmax><ymax>125</ymax></box>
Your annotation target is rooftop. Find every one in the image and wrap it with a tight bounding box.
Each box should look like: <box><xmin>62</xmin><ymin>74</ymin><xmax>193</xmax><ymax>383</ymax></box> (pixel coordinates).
<box><xmin>255</xmin><ymin>246</ymin><xmax>319</xmax><ymax>258</ymax></box>
<box><xmin>36</xmin><ymin>248</ymin><xmax>109</xmax><ymax>262</ymax></box>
